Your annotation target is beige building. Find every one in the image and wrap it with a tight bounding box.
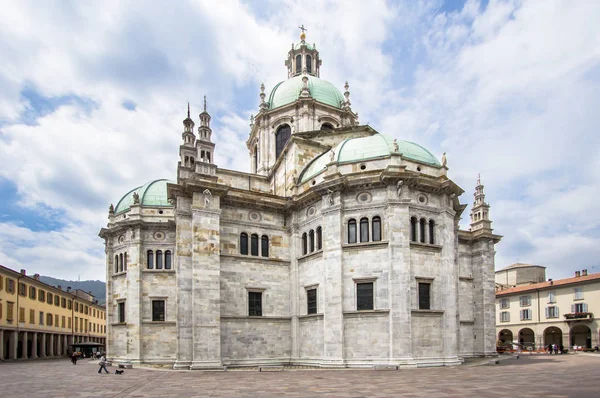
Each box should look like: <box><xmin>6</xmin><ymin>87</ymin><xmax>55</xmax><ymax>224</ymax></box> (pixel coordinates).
<box><xmin>0</xmin><ymin>265</ymin><xmax>106</xmax><ymax>360</ymax></box>
<box><xmin>496</xmin><ymin>269</ymin><xmax>599</xmax><ymax>350</ymax></box>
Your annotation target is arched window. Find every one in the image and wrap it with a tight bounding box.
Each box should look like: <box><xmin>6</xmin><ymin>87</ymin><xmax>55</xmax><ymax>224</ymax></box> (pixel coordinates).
<box><xmin>309</xmin><ymin>230</ymin><xmax>315</xmax><ymax>252</ymax></box>
<box><xmin>156</xmin><ymin>250</ymin><xmax>163</xmax><ymax>269</ymax></box>
<box><xmin>429</xmin><ymin>220</ymin><xmax>435</xmax><ymax>244</ymax></box>
<box><xmin>348</xmin><ymin>219</ymin><xmax>357</xmax><ymax>244</ymax></box>
<box><xmin>419</xmin><ymin>218</ymin><xmax>426</xmax><ymax>243</ymax></box>
<box><xmin>306</xmin><ymin>55</ymin><xmax>312</xmax><ymax>73</ymax></box>
<box><xmin>302</xmin><ymin>233</ymin><xmax>307</xmax><ymax>255</ymax></box>
<box><xmin>253</xmin><ymin>145</ymin><xmax>258</xmax><ymax>173</ymax></box>
<box><xmin>114</xmin><ymin>255</ymin><xmax>119</xmax><ymax>274</ymax></box>
<box><xmin>261</xmin><ymin>235</ymin><xmax>269</xmax><ymax>257</ymax></box>
<box><xmin>410</xmin><ymin>217</ymin><xmax>417</xmax><ymax>242</ymax></box>
<box><xmin>296</xmin><ymin>54</ymin><xmax>302</xmax><ymax>74</ymax></box>
<box><xmin>147</xmin><ymin>250</ymin><xmax>154</xmax><ymax>269</ymax></box>
<box><xmin>316</xmin><ymin>226</ymin><xmax>322</xmax><ymax>250</ymax></box>
<box><xmin>165</xmin><ymin>250</ymin><xmax>172</xmax><ymax>269</ymax></box>
<box><xmin>240</xmin><ymin>233</ymin><xmax>248</xmax><ymax>255</ymax></box>
<box><xmin>360</xmin><ymin>218</ymin><xmax>369</xmax><ymax>242</ymax></box>
<box><xmin>320</xmin><ymin>123</ymin><xmax>334</xmax><ymax>130</ymax></box>
<box><xmin>124</xmin><ymin>253</ymin><xmax>128</xmax><ymax>271</ymax></box>
<box><xmin>275</xmin><ymin>124</ymin><xmax>291</xmax><ymax>159</ymax></box>
<box><xmin>251</xmin><ymin>234</ymin><xmax>259</xmax><ymax>256</ymax></box>
<box><xmin>372</xmin><ymin>216</ymin><xmax>381</xmax><ymax>242</ymax></box>
<box><xmin>119</xmin><ymin>253</ymin><xmax>124</xmax><ymax>273</ymax></box>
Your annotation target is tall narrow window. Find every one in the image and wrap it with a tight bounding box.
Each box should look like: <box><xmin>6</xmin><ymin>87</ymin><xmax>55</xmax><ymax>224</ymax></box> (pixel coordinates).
<box><xmin>295</xmin><ymin>54</ymin><xmax>302</xmax><ymax>74</ymax></box>
<box><xmin>372</xmin><ymin>216</ymin><xmax>381</xmax><ymax>241</ymax></box>
<box><xmin>114</xmin><ymin>255</ymin><xmax>119</xmax><ymax>273</ymax></box>
<box><xmin>429</xmin><ymin>220</ymin><xmax>435</xmax><ymax>244</ymax></box>
<box><xmin>119</xmin><ymin>253</ymin><xmax>124</xmax><ymax>272</ymax></box>
<box><xmin>165</xmin><ymin>250</ymin><xmax>172</xmax><ymax>269</ymax></box>
<box><xmin>240</xmin><ymin>233</ymin><xmax>248</xmax><ymax>255</ymax></box>
<box><xmin>348</xmin><ymin>219</ymin><xmax>357</xmax><ymax>244</ymax></box>
<box><xmin>302</xmin><ymin>233</ymin><xmax>307</xmax><ymax>255</ymax></box>
<box><xmin>307</xmin><ymin>288</ymin><xmax>317</xmax><ymax>314</ymax></box>
<box><xmin>118</xmin><ymin>302</ymin><xmax>126</xmax><ymax>323</ymax></box>
<box><xmin>309</xmin><ymin>230</ymin><xmax>315</xmax><ymax>252</ymax></box>
<box><xmin>124</xmin><ymin>253</ymin><xmax>128</xmax><ymax>271</ymax></box>
<box><xmin>418</xmin><ymin>283</ymin><xmax>431</xmax><ymax>310</ymax></box>
<box><xmin>152</xmin><ymin>300</ymin><xmax>165</xmax><ymax>322</ymax></box>
<box><xmin>316</xmin><ymin>227</ymin><xmax>322</xmax><ymax>250</ymax></box>
<box><xmin>261</xmin><ymin>235</ymin><xmax>269</xmax><ymax>257</ymax></box>
<box><xmin>419</xmin><ymin>218</ymin><xmax>426</xmax><ymax>243</ymax></box>
<box><xmin>410</xmin><ymin>217</ymin><xmax>417</xmax><ymax>242</ymax></box>
<box><xmin>251</xmin><ymin>234</ymin><xmax>259</xmax><ymax>256</ymax></box>
<box><xmin>253</xmin><ymin>145</ymin><xmax>258</xmax><ymax>173</ymax></box>
<box><xmin>156</xmin><ymin>250</ymin><xmax>163</xmax><ymax>269</ymax></box>
<box><xmin>357</xmin><ymin>282</ymin><xmax>374</xmax><ymax>310</ymax></box>
<box><xmin>306</xmin><ymin>55</ymin><xmax>312</xmax><ymax>73</ymax></box>
<box><xmin>275</xmin><ymin>124</ymin><xmax>291</xmax><ymax>159</ymax></box>
<box><xmin>360</xmin><ymin>218</ymin><xmax>369</xmax><ymax>242</ymax></box>
<box><xmin>248</xmin><ymin>292</ymin><xmax>262</xmax><ymax>316</ymax></box>
<box><xmin>147</xmin><ymin>250</ymin><xmax>154</xmax><ymax>269</ymax></box>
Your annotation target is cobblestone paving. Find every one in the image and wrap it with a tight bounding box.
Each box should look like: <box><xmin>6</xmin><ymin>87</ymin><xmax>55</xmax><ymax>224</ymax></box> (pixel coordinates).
<box><xmin>0</xmin><ymin>354</ymin><xmax>598</xmax><ymax>397</ymax></box>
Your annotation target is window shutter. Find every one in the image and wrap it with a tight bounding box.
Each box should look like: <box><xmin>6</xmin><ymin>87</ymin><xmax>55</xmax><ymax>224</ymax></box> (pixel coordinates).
<box><xmin>556</xmin><ymin>307</ymin><xmax>559</xmax><ymax>317</ymax></box>
<box><xmin>571</xmin><ymin>304</ymin><xmax>575</xmax><ymax>313</ymax></box>
<box><xmin>520</xmin><ymin>310</ymin><xmax>523</xmax><ymax>321</ymax></box>
<box><xmin>583</xmin><ymin>303</ymin><xmax>588</xmax><ymax>312</ymax></box>
<box><xmin>545</xmin><ymin>307</ymin><xmax>548</xmax><ymax>318</ymax></box>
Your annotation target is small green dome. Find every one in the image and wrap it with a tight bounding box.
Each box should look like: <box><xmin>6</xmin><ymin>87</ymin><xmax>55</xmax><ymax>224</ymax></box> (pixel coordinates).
<box><xmin>114</xmin><ymin>179</ymin><xmax>174</xmax><ymax>214</ymax></box>
<box><xmin>295</xmin><ymin>42</ymin><xmax>314</xmax><ymax>51</ymax></box>
<box><xmin>268</xmin><ymin>75</ymin><xmax>344</xmax><ymax>110</ymax></box>
<box><xmin>299</xmin><ymin>134</ymin><xmax>441</xmax><ymax>183</ymax></box>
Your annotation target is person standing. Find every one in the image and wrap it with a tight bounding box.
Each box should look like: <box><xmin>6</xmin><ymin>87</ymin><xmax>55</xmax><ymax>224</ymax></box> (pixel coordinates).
<box><xmin>71</xmin><ymin>352</ymin><xmax>78</xmax><ymax>365</ymax></box>
<box><xmin>98</xmin><ymin>355</ymin><xmax>109</xmax><ymax>374</ymax></box>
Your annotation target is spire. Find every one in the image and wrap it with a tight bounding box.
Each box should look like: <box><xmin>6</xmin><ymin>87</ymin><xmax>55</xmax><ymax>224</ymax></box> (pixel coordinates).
<box><xmin>198</xmin><ymin>95</ymin><xmax>212</xmax><ymax>141</ymax></box>
<box><xmin>203</xmin><ymin>96</ymin><xmax>207</xmax><ymax>112</ymax></box>
<box><xmin>470</xmin><ymin>174</ymin><xmax>492</xmax><ymax>232</ymax></box>
<box><xmin>343</xmin><ymin>81</ymin><xmax>351</xmax><ymax>109</ymax></box>
<box><xmin>183</xmin><ymin>103</ymin><xmax>195</xmax><ymax>134</ymax></box>
<box><xmin>187</xmin><ymin>102</ymin><xmax>190</xmax><ymax>118</ymax></box>
<box><xmin>259</xmin><ymin>83</ymin><xmax>268</xmax><ymax>111</ymax></box>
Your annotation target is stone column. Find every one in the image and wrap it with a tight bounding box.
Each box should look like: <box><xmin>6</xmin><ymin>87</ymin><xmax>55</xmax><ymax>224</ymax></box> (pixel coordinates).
<box><xmin>289</xmin><ymin>213</ymin><xmax>300</xmax><ymax>362</ymax></box>
<box><xmin>0</xmin><ymin>329</ymin><xmax>4</xmax><ymax>360</ymax></box>
<box><xmin>9</xmin><ymin>330</ymin><xmax>18</xmax><ymax>359</ymax></box>
<box><xmin>48</xmin><ymin>334</ymin><xmax>54</xmax><ymax>357</ymax></box>
<box><xmin>21</xmin><ymin>331</ymin><xmax>28</xmax><ymax>359</ymax></box>
<box><xmin>31</xmin><ymin>332</ymin><xmax>38</xmax><ymax>359</ymax></box>
<box><xmin>39</xmin><ymin>333</ymin><xmax>46</xmax><ymax>358</ymax></box>
<box><xmin>63</xmin><ymin>335</ymin><xmax>68</xmax><ymax>356</ymax></box>
<box><xmin>190</xmin><ymin>190</ymin><xmax>223</xmax><ymax>370</ymax></box>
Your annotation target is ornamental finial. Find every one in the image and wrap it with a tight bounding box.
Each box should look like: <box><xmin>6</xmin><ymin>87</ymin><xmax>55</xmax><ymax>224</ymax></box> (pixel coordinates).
<box><xmin>187</xmin><ymin>102</ymin><xmax>190</xmax><ymax>118</ymax></box>
<box><xmin>203</xmin><ymin>96</ymin><xmax>207</xmax><ymax>112</ymax></box>
<box><xmin>299</xmin><ymin>24</ymin><xmax>307</xmax><ymax>41</ymax></box>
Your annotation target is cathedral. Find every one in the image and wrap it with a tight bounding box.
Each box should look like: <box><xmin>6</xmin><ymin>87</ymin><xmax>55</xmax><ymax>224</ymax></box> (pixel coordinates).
<box><xmin>99</xmin><ymin>31</ymin><xmax>501</xmax><ymax>369</ymax></box>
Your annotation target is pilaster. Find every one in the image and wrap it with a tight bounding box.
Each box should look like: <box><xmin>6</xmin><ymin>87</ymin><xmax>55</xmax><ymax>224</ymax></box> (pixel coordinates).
<box><xmin>21</xmin><ymin>331</ymin><xmax>28</xmax><ymax>359</ymax></box>
<box><xmin>174</xmin><ymin>196</ymin><xmax>193</xmax><ymax>370</ymax></box>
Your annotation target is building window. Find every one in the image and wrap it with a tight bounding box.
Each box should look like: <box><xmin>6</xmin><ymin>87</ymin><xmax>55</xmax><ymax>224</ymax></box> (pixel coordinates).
<box><xmin>307</xmin><ymin>288</ymin><xmax>317</xmax><ymax>314</ymax></box>
<box><xmin>39</xmin><ymin>289</ymin><xmax>45</xmax><ymax>302</ymax></box>
<box><xmin>19</xmin><ymin>307</ymin><xmax>25</xmax><ymax>322</ymax></box>
<box><xmin>39</xmin><ymin>311</ymin><xmax>44</xmax><ymax>325</ymax></box>
<box><xmin>500</xmin><ymin>311</ymin><xmax>510</xmax><ymax>322</ymax></box>
<box><xmin>410</xmin><ymin>217</ymin><xmax>417</xmax><ymax>242</ymax></box>
<box><xmin>372</xmin><ymin>217</ymin><xmax>381</xmax><ymax>242</ymax></box>
<box><xmin>7</xmin><ymin>278</ymin><xmax>15</xmax><ymax>294</ymax></box>
<box><xmin>7</xmin><ymin>302</ymin><xmax>14</xmax><ymax>321</ymax></box>
<box><xmin>261</xmin><ymin>235</ymin><xmax>269</xmax><ymax>257</ymax></box>
<box><xmin>124</xmin><ymin>253</ymin><xmax>128</xmax><ymax>271</ymax></box>
<box><xmin>275</xmin><ymin>124</ymin><xmax>291</xmax><ymax>159</ymax></box>
<box><xmin>119</xmin><ymin>253</ymin><xmax>124</xmax><ymax>272</ymax></box>
<box><xmin>316</xmin><ymin>226</ymin><xmax>322</xmax><ymax>250</ymax></box>
<box><xmin>520</xmin><ymin>309</ymin><xmax>532</xmax><ymax>320</ymax></box>
<box><xmin>295</xmin><ymin>54</ymin><xmax>302</xmax><ymax>74</ymax></box>
<box><xmin>30</xmin><ymin>309</ymin><xmax>35</xmax><ymax>324</ymax></box>
<box><xmin>240</xmin><ymin>233</ymin><xmax>248</xmax><ymax>255</ymax></box>
<box><xmin>114</xmin><ymin>255</ymin><xmax>119</xmax><ymax>273</ymax></box>
<box><xmin>348</xmin><ymin>219</ymin><xmax>357</xmax><ymax>244</ymax></box>
<box><xmin>309</xmin><ymin>230</ymin><xmax>315</xmax><ymax>252</ymax></box>
<box><xmin>572</xmin><ymin>303</ymin><xmax>588</xmax><ymax>313</ymax></box>
<box><xmin>147</xmin><ymin>250</ymin><xmax>154</xmax><ymax>269</ymax></box>
<box><xmin>360</xmin><ymin>218</ymin><xmax>369</xmax><ymax>242</ymax></box>
<box><xmin>356</xmin><ymin>282</ymin><xmax>374</xmax><ymax>311</ymax></box>
<box><xmin>302</xmin><ymin>232</ymin><xmax>307</xmax><ymax>255</ymax></box>
<box><xmin>519</xmin><ymin>295</ymin><xmax>531</xmax><ymax>306</ymax></box>
<box><xmin>19</xmin><ymin>282</ymin><xmax>26</xmax><ymax>296</ymax></box>
<box><xmin>546</xmin><ymin>306</ymin><xmax>559</xmax><ymax>318</ymax></box>
<box><xmin>500</xmin><ymin>298</ymin><xmax>510</xmax><ymax>309</ymax></box>
<box><xmin>574</xmin><ymin>287</ymin><xmax>583</xmax><ymax>300</ymax></box>
<box><xmin>68</xmin><ymin>300</ymin><xmax>72</xmax><ymax>310</ymax></box>
<box><xmin>429</xmin><ymin>220</ymin><xmax>435</xmax><ymax>244</ymax></box>
<box><xmin>68</xmin><ymin>317</ymin><xmax>72</xmax><ymax>329</ymax></box>
<box><xmin>152</xmin><ymin>300</ymin><xmax>165</xmax><ymax>321</ymax></box>
<box><xmin>118</xmin><ymin>302</ymin><xmax>126</xmax><ymax>323</ymax></box>
<box><xmin>47</xmin><ymin>313</ymin><xmax>53</xmax><ymax>326</ymax></box>
<box><xmin>248</xmin><ymin>292</ymin><xmax>262</xmax><ymax>316</ymax></box>
<box><xmin>165</xmin><ymin>250</ymin><xmax>172</xmax><ymax>269</ymax></box>
<box><xmin>61</xmin><ymin>298</ymin><xmax>66</xmax><ymax>308</ymax></box>
<box><xmin>47</xmin><ymin>292</ymin><xmax>53</xmax><ymax>305</ymax></box>
<box><xmin>156</xmin><ymin>250</ymin><xmax>163</xmax><ymax>269</ymax></box>
<box><xmin>74</xmin><ymin>316</ymin><xmax>78</xmax><ymax>331</ymax></box>
<box><xmin>62</xmin><ymin>315</ymin><xmax>65</xmax><ymax>328</ymax></box>
<box><xmin>251</xmin><ymin>234</ymin><xmax>259</xmax><ymax>256</ymax></box>
<box><xmin>419</xmin><ymin>218</ymin><xmax>426</xmax><ymax>243</ymax></box>
<box><xmin>320</xmin><ymin>123</ymin><xmax>333</xmax><ymax>130</ymax></box>
<box><xmin>85</xmin><ymin>305</ymin><xmax>88</xmax><ymax>315</ymax></box>
<box><xmin>547</xmin><ymin>291</ymin><xmax>556</xmax><ymax>303</ymax></box>
<box><xmin>306</xmin><ymin>54</ymin><xmax>312</xmax><ymax>73</ymax></box>
<box><xmin>418</xmin><ymin>282</ymin><xmax>431</xmax><ymax>310</ymax></box>
<box><xmin>29</xmin><ymin>286</ymin><xmax>36</xmax><ymax>300</ymax></box>
<box><xmin>0</xmin><ymin>275</ymin><xmax>2</xmax><ymax>291</ymax></box>
<box><xmin>54</xmin><ymin>295</ymin><xmax>59</xmax><ymax>306</ymax></box>
<box><xmin>55</xmin><ymin>314</ymin><xmax>59</xmax><ymax>327</ymax></box>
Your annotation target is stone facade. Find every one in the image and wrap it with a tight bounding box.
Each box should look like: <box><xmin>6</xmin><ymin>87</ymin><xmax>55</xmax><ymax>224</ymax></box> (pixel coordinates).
<box><xmin>99</xmin><ymin>33</ymin><xmax>501</xmax><ymax>368</ymax></box>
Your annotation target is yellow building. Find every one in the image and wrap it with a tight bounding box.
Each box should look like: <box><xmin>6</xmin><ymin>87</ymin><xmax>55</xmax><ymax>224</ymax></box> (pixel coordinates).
<box><xmin>496</xmin><ymin>269</ymin><xmax>600</xmax><ymax>350</ymax></box>
<box><xmin>0</xmin><ymin>265</ymin><xmax>106</xmax><ymax>360</ymax></box>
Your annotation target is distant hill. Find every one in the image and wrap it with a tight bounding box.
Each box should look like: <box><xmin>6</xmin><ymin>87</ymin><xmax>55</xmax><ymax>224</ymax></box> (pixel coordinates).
<box><xmin>39</xmin><ymin>276</ymin><xmax>106</xmax><ymax>305</ymax></box>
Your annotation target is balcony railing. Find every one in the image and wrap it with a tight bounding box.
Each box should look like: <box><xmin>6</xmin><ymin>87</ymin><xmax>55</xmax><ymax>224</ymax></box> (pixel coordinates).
<box><xmin>563</xmin><ymin>312</ymin><xmax>593</xmax><ymax>320</ymax></box>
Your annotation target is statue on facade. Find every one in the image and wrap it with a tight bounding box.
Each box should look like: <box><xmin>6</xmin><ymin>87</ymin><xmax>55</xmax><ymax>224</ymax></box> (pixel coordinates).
<box><xmin>396</xmin><ymin>180</ymin><xmax>403</xmax><ymax>198</ymax></box>
<box><xmin>132</xmin><ymin>192</ymin><xmax>140</xmax><ymax>204</ymax></box>
<box><xmin>327</xmin><ymin>189</ymin><xmax>334</xmax><ymax>205</ymax></box>
<box><xmin>203</xmin><ymin>189</ymin><xmax>212</xmax><ymax>206</ymax></box>
<box><xmin>441</xmin><ymin>152</ymin><xmax>447</xmax><ymax>167</ymax></box>
<box><xmin>393</xmin><ymin>139</ymin><xmax>399</xmax><ymax>153</ymax></box>
<box><xmin>329</xmin><ymin>150</ymin><xmax>335</xmax><ymax>163</ymax></box>
<box><xmin>108</xmin><ymin>204</ymin><xmax>114</xmax><ymax>214</ymax></box>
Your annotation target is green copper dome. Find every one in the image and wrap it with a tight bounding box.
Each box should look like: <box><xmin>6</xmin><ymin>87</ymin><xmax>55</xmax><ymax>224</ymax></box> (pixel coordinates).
<box><xmin>299</xmin><ymin>134</ymin><xmax>441</xmax><ymax>183</ymax></box>
<box><xmin>114</xmin><ymin>179</ymin><xmax>174</xmax><ymax>214</ymax></box>
<box><xmin>268</xmin><ymin>75</ymin><xmax>344</xmax><ymax>110</ymax></box>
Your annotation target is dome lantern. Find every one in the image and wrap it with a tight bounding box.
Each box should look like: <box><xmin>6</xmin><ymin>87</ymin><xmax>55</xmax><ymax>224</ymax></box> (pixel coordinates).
<box><xmin>285</xmin><ymin>26</ymin><xmax>322</xmax><ymax>78</ymax></box>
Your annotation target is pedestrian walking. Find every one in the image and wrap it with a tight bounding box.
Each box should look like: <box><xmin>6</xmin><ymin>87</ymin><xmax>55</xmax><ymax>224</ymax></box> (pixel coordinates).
<box><xmin>98</xmin><ymin>355</ymin><xmax>109</xmax><ymax>374</ymax></box>
<box><xmin>71</xmin><ymin>352</ymin><xmax>78</xmax><ymax>364</ymax></box>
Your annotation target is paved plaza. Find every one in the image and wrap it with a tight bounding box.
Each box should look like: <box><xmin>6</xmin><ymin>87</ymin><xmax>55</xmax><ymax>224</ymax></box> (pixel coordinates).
<box><xmin>0</xmin><ymin>354</ymin><xmax>598</xmax><ymax>397</ymax></box>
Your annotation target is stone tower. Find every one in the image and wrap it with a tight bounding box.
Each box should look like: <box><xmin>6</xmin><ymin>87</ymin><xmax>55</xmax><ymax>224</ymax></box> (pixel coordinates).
<box><xmin>470</xmin><ymin>174</ymin><xmax>493</xmax><ymax>233</ymax></box>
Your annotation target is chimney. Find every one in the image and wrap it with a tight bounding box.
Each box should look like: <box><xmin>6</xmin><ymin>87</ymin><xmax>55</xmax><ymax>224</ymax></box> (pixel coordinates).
<box><xmin>34</xmin><ymin>274</ymin><xmax>40</xmax><ymax>280</ymax></box>
<box><xmin>575</xmin><ymin>271</ymin><xmax>581</xmax><ymax>277</ymax></box>
<box><xmin>582</xmin><ymin>269</ymin><xmax>588</xmax><ymax>276</ymax></box>
<box><xmin>67</xmin><ymin>287</ymin><xmax>71</xmax><ymax>292</ymax></box>
<box><xmin>20</xmin><ymin>269</ymin><xmax>26</xmax><ymax>275</ymax></box>
<box><xmin>58</xmin><ymin>285</ymin><xmax>62</xmax><ymax>290</ymax></box>
<box><xmin>548</xmin><ymin>278</ymin><xmax>553</xmax><ymax>285</ymax></box>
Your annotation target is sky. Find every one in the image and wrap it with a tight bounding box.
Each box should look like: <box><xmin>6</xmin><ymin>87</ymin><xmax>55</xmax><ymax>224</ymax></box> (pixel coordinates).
<box><xmin>0</xmin><ymin>0</ymin><xmax>599</xmax><ymax>281</ymax></box>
